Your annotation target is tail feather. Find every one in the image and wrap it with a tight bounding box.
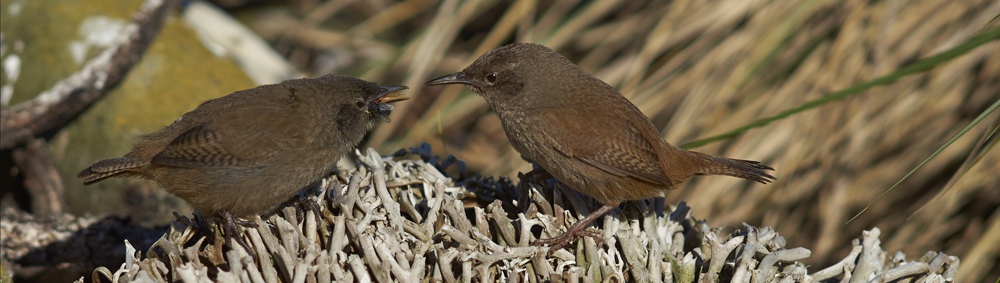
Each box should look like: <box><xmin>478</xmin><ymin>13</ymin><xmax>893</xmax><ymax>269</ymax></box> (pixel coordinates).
<box><xmin>695</xmin><ymin>155</ymin><xmax>775</xmax><ymax>184</ymax></box>
<box><xmin>78</xmin><ymin>157</ymin><xmax>143</xmax><ymax>185</ymax></box>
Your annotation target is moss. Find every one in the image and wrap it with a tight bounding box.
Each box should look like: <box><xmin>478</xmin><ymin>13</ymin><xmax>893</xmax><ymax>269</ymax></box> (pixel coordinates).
<box><xmin>0</xmin><ymin>0</ymin><xmax>139</xmax><ymax>105</ymax></box>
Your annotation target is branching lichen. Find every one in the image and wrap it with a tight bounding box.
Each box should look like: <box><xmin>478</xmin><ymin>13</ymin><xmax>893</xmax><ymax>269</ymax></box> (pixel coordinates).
<box><xmin>76</xmin><ymin>145</ymin><xmax>959</xmax><ymax>283</ymax></box>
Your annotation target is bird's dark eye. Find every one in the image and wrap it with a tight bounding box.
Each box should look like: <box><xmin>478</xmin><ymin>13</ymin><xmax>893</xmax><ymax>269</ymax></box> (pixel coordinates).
<box><xmin>486</xmin><ymin>73</ymin><xmax>498</xmax><ymax>83</ymax></box>
<box><xmin>355</xmin><ymin>100</ymin><xmax>365</xmax><ymax>109</ymax></box>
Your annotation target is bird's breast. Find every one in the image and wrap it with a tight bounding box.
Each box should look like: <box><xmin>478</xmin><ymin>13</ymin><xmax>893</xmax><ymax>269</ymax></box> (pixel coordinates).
<box><xmin>496</xmin><ymin>113</ymin><xmax>554</xmax><ymax>163</ymax></box>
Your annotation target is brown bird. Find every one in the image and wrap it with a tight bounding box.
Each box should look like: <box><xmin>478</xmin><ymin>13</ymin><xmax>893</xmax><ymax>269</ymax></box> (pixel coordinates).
<box><xmin>427</xmin><ymin>43</ymin><xmax>774</xmax><ymax>254</ymax></box>
<box><xmin>79</xmin><ymin>74</ymin><xmax>407</xmax><ymax>251</ymax></box>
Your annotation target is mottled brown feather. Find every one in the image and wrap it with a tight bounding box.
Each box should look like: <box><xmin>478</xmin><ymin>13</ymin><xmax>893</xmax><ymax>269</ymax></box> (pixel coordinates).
<box><xmin>77</xmin><ymin>157</ymin><xmax>143</xmax><ymax>185</ymax></box>
<box><xmin>151</xmin><ymin>125</ymin><xmax>259</xmax><ymax>168</ymax></box>
<box><xmin>539</xmin><ymin>108</ymin><xmax>674</xmax><ymax>187</ymax></box>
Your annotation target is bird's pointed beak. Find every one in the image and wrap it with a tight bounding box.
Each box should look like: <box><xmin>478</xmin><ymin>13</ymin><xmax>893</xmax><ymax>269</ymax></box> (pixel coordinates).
<box><xmin>426</xmin><ymin>72</ymin><xmax>471</xmax><ymax>86</ymax></box>
<box><xmin>372</xmin><ymin>85</ymin><xmax>410</xmax><ymax>103</ymax></box>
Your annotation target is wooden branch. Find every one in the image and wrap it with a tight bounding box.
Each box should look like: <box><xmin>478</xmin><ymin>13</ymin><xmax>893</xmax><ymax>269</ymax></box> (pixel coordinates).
<box><xmin>10</xmin><ymin>138</ymin><xmax>66</xmax><ymax>215</ymax></box>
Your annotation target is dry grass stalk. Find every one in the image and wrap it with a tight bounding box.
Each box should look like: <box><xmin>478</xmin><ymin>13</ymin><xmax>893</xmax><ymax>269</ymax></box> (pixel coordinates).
<box><xmin>235</xmin><ymin>0</ymin><xmax>999</xmax><ymax>280</ymax></box>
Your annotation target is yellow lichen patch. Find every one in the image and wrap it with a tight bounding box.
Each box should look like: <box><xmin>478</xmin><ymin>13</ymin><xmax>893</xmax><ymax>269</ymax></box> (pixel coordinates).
<box><xmin>108</xmin><ymin>19</ymin><xmax>256</xmax><ymax>133</ymax></box>
<box><xmin>0</xmin><ymin>0</ymin><xmax>140</xmax><ymax>105</ymax></box>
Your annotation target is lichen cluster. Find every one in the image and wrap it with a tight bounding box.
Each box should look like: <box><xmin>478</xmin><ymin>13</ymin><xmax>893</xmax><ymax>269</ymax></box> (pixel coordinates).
<box><xmin>83</xmin><ymin>146</ymin><xmax>959</xmax><ymax>283</ymax></box>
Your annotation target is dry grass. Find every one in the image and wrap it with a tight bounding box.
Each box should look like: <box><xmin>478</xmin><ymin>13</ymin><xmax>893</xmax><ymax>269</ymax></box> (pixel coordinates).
<box><xmin>237</xmin><ymin>0</ymin><xmax>1000</xmax><ymax>281</ymax></box>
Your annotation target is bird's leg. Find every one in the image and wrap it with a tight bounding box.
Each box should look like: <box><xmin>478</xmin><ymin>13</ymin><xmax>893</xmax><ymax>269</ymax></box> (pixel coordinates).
<box><xmin>284</xmin><ymin>194</ymin><xmax>323</xmax><ymax>224</ymax></box>
<box><xmin>216</xmin><ymin>211</ymin><xmax>259</xmax><ymax>264</ymax></box>
<box><xmin>518</xmin><ymin>167</ymin><xmax>555</xmax><ymax>201</ymax></box>
<box><xmin>532</xmin><ymin>203</ymin><xmax>617</xmax><ymax>256</ymax></box>
<box><xmin>192</xmin><ymin>211</ymin><xmax>212</xmax><ymax>232</ymax></box>
<box><xmin>519</xmin><ymin>167</ymin><xmax>554</xmax><ymax>184</ymax></box>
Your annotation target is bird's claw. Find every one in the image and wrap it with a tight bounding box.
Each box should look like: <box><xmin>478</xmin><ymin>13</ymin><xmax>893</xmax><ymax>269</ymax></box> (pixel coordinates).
<box><xmin>532</xmin><ymin>228</ymin><xmax>604</xmax><ymax>256</ymax></box>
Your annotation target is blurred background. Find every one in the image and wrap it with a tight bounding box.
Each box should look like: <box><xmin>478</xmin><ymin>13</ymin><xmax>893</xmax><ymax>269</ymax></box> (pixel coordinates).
<box><xmin>1</xmin><ymin>0</ymin><xmax>998</xmax><ymax>281</ymax></box>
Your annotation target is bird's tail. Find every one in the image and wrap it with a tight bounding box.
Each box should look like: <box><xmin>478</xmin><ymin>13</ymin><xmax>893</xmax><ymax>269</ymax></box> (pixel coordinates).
<box><xmin>689</xmin><ymin>152</ymin><xmax>775</xmax><ymax>184</ymax></box>
<box><xmin>77</xmin><ymin>157</ymin><xmax>143</xmax><ymax>185</ymax></box>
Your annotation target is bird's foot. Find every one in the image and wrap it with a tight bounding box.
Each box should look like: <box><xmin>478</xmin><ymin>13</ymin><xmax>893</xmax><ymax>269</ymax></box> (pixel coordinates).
<box><xmin>532</xmin><ymin>228</ymin><xmax>604</xmax><ymax>256</ymax></box>
<box><xmin>209</xmin><ymin>211</ymin><xmax>259</xmax><ymax>264</ymax></box>
<box><xmin>519</xmin><ymin>167</ymin><xmax>554</xmax><ymax>184</ymax></box>
<box><xmin>284</xmin><ymin>194</ymin><xmax>323</xmax><ymax>224</ymax></box>
<box><xmin>531</xmin><ymin>203</ymin><xmax>617</xmax><ymax>256</ymax></box>
<box><xmin>518</xmin><ymin>168</ymin><xmax>556</xmax><ymax>196</ymax></box>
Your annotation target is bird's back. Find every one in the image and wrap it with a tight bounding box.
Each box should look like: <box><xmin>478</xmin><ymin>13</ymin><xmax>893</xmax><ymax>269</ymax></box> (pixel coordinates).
<box><xmin>83</xmin><ymin>79</ymin><xmax>345</xmax><ymax>217</ymax></box>
<box><xmin>496</xmin><ymin>68</ymin><xmax>688</xmax><ymax>204</ymax></box>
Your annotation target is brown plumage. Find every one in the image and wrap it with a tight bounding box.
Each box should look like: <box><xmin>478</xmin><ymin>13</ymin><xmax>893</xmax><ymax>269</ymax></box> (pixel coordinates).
<box><xmin>426</xmin><ymin>43</ymin><xmax>774</xmax><ymax>254</ymax></box>
<box><xmin>79</xmin><ymin>74</ymin><xmax>408</xmax><ymax>218</ymax></box>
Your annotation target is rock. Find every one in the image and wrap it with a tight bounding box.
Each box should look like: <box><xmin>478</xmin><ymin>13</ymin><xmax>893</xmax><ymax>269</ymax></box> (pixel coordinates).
<box><xmin>0</xmin><ymin>0</ymin><xmax>255</xmax><ymax>224</ymax></box>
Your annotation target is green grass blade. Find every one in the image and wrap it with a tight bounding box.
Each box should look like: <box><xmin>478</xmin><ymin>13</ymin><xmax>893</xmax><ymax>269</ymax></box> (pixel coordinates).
<box><xmin>680</xmin><ymin>25</ymin><xmax>1000</xmax><ymax>149</ymax></box>
<box><xmin>909</xmin><ymin>122</ymin><xmax>1000</xmax><ymax>219</ymax></box>
<box><xmin>845</xmin><ymin>98</ymin><xmax>1000</xmax><ymax>225</ymax></box>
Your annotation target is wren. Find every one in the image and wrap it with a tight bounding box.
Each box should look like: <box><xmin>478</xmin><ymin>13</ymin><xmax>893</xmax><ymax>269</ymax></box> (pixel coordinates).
<box><xmin>79</xmin><ymin>74</ymin><xmax>407</xmax><ymax>253</ymax></box>
<box><xmin>426</xmin><ymin>43</ymin><xmax>774</xmax><ymax>254</ymax></box>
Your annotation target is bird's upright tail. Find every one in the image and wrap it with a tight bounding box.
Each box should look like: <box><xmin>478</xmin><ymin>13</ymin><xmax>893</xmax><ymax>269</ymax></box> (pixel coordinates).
<box><xmin>689</xmin><ymin>152</ymin><xmax>775</xmax><ymax>184</ymax></box>
<box><xmin>77</xmin><ymin>157</ymin><xmax>143</xmax><ymax>185</ymax></box>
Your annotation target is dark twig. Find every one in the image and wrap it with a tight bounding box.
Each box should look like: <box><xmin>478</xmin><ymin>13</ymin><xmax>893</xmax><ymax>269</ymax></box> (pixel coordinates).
<box><xmin>10</xmin><ymin>138</ymin><xmax>66</xmax><ymax>216</ymax></box>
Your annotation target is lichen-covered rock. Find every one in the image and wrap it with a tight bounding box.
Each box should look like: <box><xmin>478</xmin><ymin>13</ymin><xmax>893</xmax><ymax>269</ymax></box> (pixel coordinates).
<box><xmin>1</xmin><ymin>0</ymin><xmax>142</xmax><ymax>107</ymax></box>
<box><xmin>0</xmin><ymin>1</ymin><xmax>259</xmax><ymax>224</ymax></box>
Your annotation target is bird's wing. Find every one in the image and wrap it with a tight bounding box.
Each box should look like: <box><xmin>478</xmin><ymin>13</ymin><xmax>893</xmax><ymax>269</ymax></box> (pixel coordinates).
<box><xmin>150</xmin><ymin>84</ymin><xmax>312</xmax><ymax>169</ymax></box>
<box><xmin>539</xmin><ymin>106</ymin><xmax>673</xmax><ymax>186</ymax></box>
<box><xmin>151</xmin><ymin>125</ymin><xmax>263</xmax><ymax>169</ymax></box>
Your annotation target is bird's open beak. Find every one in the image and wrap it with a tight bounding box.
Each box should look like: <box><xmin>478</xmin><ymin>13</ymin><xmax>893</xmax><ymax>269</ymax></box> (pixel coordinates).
<box><xmin>369</xmin><ymin>85</ymin><xmax>409</xmax><ymax>123</ymax></box>
<box><xmin>373</xmin><ymin>92</ymin><xmax>408</xmax><ymax>104</ymax></box>
<box><xmin>372</xmin><ymin>86</ymin><xmax>410</xmax><ymax>103</ymax></box>
<box><xmin>426</xmin><ymin>72</ymin><xmax>471</xmax><ymax>86</ymax></box>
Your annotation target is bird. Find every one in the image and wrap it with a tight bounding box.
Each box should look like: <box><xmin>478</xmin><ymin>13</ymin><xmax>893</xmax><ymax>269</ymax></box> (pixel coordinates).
<box><xmin>426</xmin><ymin>43</ymin><xmax>774</xmax><ymax>254</ymax></box>
<box><xmin>79</xmin><ymin>74</ymin><xmax>407</xmax><ymax>254</ymax></box>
